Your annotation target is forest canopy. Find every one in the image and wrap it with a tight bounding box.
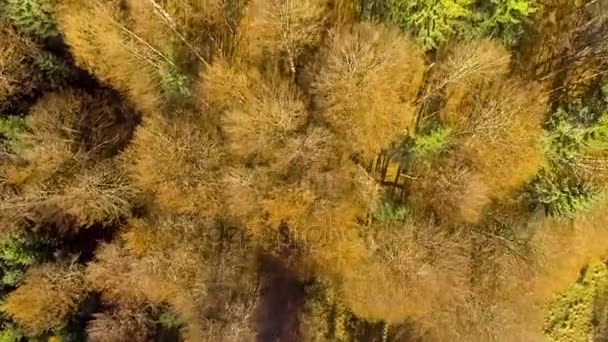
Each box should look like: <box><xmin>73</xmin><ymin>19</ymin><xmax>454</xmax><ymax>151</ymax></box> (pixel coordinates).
<box><xmin>0</xmin><ymin>0</ymin><xmax>608</xmax><ymax>341</ymax></box>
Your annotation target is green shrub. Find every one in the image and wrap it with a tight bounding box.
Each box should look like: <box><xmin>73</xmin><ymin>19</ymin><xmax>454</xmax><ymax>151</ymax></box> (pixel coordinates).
<box><xmin>477</xmin><ymin>0</ymin><xmax>538</xmax><ymax>46</ymax></box>
<box><xmin>530</xmin><ymin>78</ymin><xmax>608</xmax><ymax>219</ymax></box>
<box><xmin>547</xmin><ymin>98</ymin><xmax>607</xmax><ymax>130</ymax></box>
<box><xmin>545</xmin><ymin>262</ymin><xmax>608</xmax><ymax>342</ymax></box>
<box><xmin>359</xmin><ymin>0</ymin><xmax>389</xmax><ymax>20</ymax></box>
<box><xmin>381</xmin><ymin>0</ymin><xmax>537</xmax><ymax>50</ymax></box>
<box><xmin>3</xmin><ymin>0</ymin><xmax>58</xmax><ymax>39</ymax></box>
<box><xmin>374</xmin><ymin>198</ymin><xmax>409</xmax><ymax>222</ymax></box>
<box><xmin>413</xmin><ymin>127</ymin><xmax>452</xmax><ymax>158</ymax></box>
<box><xmin>0</xmin><ymin>117</ymin><xmax>25</xmax><ymax>154</ymax></box>
<box><xmin>386</xmin><ymin>0</ymin><xmax>473</xmax><ymax>51</ymax></box>
<box><xmin>0</xmin><ymin>234</ymin><xmax>56</xmax><ymax>289</ymax></box>
<box><xmin>33</xmin><ymin>53</ymin><xmax>72</xmax><ymax>89</ymax></box>
<box><xmin>300</xmin><ymin>281</ymin><xmax>354</xmax><ymax>342</ymax></box>
<box><xmin>545</xmin><ymin>89</ymin><xmax>608</xmax><ymax>158</ymax></box>
<box><xmin>545</xmin><ymin>119</ymin><xmax>592</xmax><ymax>166</ymax></box>
<box><xmin>158</xmin><ymin>310</ymin><xmax>183</xmax><ymax>329</ymax></box>
<box><xmin>544</xmin><ymin>101</ymin><xmax>608</xmax><ymax>166</ymax></box>
<box><xmin>526</xmin><ymin>170</ymin><xmax>598</xmax><ymax>219</ymax></box>
<box><xmin>159</xmin><ymin>62</ymin><xmax>191</xmax><ymax>98</ymax></box>
<box><xmin>0</xmin><ymin>323</ymin><xmax>23</xmax><ymax>342</ymax></box>
<box><xmin>0</xmin><ymin>235</ymin><xmax>55</xmax><ymax>342</ymax></box>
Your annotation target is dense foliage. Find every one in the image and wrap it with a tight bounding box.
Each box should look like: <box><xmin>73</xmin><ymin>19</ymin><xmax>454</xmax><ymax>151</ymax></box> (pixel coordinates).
<box><xmin>0</xmin><ymin>0</ymin><xmax>607</xmax><ymax>341</ymax></box>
